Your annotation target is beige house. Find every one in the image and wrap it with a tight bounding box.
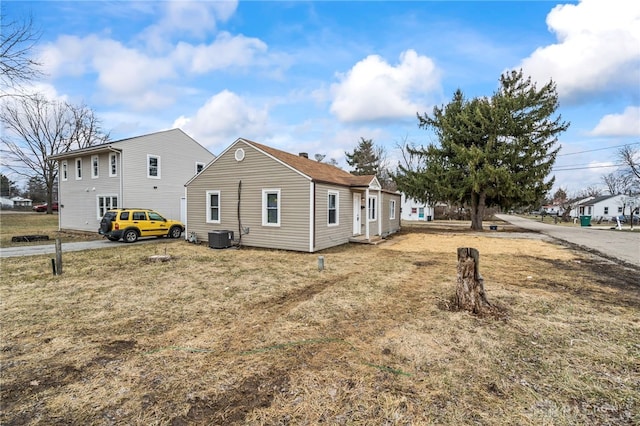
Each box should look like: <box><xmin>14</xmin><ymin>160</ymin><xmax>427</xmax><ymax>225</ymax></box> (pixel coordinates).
<box><xmin>185</xmin><ymin>138</ymin><xmax>401</xmax><ymax>252</ymax></box>
<box><xmin>50</xmin><ymin>128</ymin><xmax>214</xmax><ymax>232</ymax></box>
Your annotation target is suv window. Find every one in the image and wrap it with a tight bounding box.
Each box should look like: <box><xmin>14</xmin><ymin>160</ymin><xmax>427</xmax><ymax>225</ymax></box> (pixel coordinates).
<box><xmin>120</xmin><ymin>211</ymin><xmax>129</xmax><ymax>220</ymax></box>
<box><xmin>133</xmin><ymin>212</ymin><xmax>147</xmax><ymax>220</ymax></box>
<box><xmin>148</xmin><ymin>212</ymin><xmax>164</xmax><ymax>221</ymax></box>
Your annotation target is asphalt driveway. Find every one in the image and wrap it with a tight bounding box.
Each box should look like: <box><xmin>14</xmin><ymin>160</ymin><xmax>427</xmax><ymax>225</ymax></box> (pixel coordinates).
<box><xmin>0</xmin><ymin>237</ymin><xmax>172</xmax><ymax>258</ymax></box>
<box><xmin>496</xmin><ymin>214</ymin><xmax>640</xmax><ymax>267</ymax></box>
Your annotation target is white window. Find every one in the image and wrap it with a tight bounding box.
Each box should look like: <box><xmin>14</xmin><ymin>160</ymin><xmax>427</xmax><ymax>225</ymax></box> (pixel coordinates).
<box><xmin>195</xmin><ymin>162</ymin><xmax>205</xmax><ymax>174</ymax></box>
<box><xmin>97</xmin><ymin>195</ymin><xmax>118</xmax><ymax>219</ymax></box>
<box><xmin>61</xmin><ymin>160</ymin><xmax>68</xmax><ymax>181</ymax></box>
<box><xmin>75</xmin><ymin>158</ymin><xmax>82</xmax><ymax>180</ymax></box>
<box><xmin>368</xmin><ymin>195</ymin><xmax>377</xmax><ymax>221</ymax></box>
<box><xmin>91</xmin><ymin>155</ymin><xmax>99</xmax><ymax>179</ymax></box>
<box><xmin>206</xmin><ymin>190</ymin><xmax>221</xmax><ymax>223</ymax></box>
<box><xmin>618</xmin><ymin>206</ymin><xmax>623</xmax><ymax>213</ymax></box>
<box><xmin>262</xmin><ymin>189</ymin><xmax>281</xmax><ymax>226</ymax></box>
<box><xmin>147</xmin><ymin>154</ymin><xmax>160</xmax><ymax>179</ymax></box>
<box><xmin>390</xmin><ymin>199</ymin><xmax>396</xmax><ymax>220</ymax></box>
<box><xmin>328</xmin><ymin>191</ymin><xmax>339</xmax><ymax>226</ymax></box>
<box><xmin>604</xmin><ymin>207</ymin><xmax>609</xmax><ymax>215</ymax></box>
<box><xmin>109</xmin><ymin>153</ymin><xmax>117</xmax><ymax>177</ymax></box>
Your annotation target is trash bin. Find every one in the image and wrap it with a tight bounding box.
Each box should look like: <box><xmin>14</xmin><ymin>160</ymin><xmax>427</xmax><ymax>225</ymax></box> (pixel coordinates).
<box><xmin>579</xmin><ymin>215</ymin><xmax>591</xmax><ymax>227</ymax></box>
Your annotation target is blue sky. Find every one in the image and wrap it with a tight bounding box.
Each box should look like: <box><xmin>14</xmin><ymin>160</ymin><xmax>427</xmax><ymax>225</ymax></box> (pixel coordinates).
<box><xmin>3</xmin><ymin>0</ymin><xmax>640</xmax><ymax>196</ymax></box>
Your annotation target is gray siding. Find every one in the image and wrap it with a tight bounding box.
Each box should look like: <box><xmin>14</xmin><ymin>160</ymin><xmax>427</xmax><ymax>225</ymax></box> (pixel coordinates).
<box><xmin>313</xmin><ymin>183</ymin><xmax>353</xmax><ymax>251</ymax></box>
<box><xmin>381</xmin><ymin>192</ymin><xmax>401</xmax><ymax>236</ymax></box>
<box><xmin>186</xmin><ymin>140</ymin><xmax>312</xmax><ymax>252</ymax></box>
<box><xmin>59</xmin><ymin>153</ymin><xmax>121</xmax><ymax>232</ymax></box>
<box><xmin>57</xmin><ymin>129</ymin><xmax>214</xmax><ymax>232</ymax></box>
<box><xmin>121</xmin><ymin>129</ymin><xmax>213</xmax><ymax>221</ymax></box>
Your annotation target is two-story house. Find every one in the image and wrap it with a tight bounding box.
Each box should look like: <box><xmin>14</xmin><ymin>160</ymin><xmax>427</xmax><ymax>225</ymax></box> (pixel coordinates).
<box><xmin>50</xmin><ymin>128</ymin><xmax>214</xmax><ymax>232</ymax></box>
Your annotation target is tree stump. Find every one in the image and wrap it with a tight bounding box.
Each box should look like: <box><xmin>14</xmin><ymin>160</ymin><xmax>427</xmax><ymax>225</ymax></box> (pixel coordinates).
<box><xmin>456</xmin><ymin>247</ymin><xmax>491</xmax><ymax>314</ymax></box>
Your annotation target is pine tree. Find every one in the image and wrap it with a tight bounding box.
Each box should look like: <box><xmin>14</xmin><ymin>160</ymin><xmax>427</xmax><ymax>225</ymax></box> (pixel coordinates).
<box><xmin>345</xmin><ymin>138</ymin><xmax>381</xmax><ymax>176</ymax></box>
<box><xmin>395</xmin><ymin>70</ymin><xmax>569</xmax><ymax>230</ymax></box>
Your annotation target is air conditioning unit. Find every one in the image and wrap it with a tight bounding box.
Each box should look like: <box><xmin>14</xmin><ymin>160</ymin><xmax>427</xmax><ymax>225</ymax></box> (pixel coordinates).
<box><xmin>208</xmin><ymin>230</ymin><xmax>234</xmax><ymax>249</ymax></box>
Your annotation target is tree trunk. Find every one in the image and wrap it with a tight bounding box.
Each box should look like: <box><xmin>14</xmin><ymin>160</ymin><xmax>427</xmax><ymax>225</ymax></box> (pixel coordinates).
<box><xmin>455</xmin><ymin>247</ymin><xmax>491</xmax><ymax>314</ymax></box>
<box><xmin>470</xmin><ymin>191</ymin><xmax>486</xmax><ymax>230</ymax></box>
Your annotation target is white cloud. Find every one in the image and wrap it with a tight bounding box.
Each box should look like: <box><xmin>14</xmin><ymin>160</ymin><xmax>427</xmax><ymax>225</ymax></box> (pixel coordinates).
<box><xmin>173</xmin><ymin>90</ymin><xmax>270</xmax><ymax>150</ymax></box>
<box><xmin>518</xmin><ymin>0</ymin><xmax>640</xmax><ymax>101</ymax></box>
<box><xmin>330</xmin><ymin>49</ymin><xmax>440</xmax><ymax>123</ymax></box>
<box><xmin>590</xmin><ymin>106</ymin><xmax>640</xmax><ymax>137</ymax></box>
<box><xmin>139</xmin><ymin>0</ymin><xmax>239</xmax><ymax>51</ymax></box>
<box><xmin>172</xmin><ymin>32</ymin><xmax>268</xmax><ymax>74</ymax></box>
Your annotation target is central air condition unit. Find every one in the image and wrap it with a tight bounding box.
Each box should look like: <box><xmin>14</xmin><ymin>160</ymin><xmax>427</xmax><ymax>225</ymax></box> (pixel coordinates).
<box><xmin>208</xmin><ymin>230</ymin><xmax>234</xmax><ymax>249</ymax></box>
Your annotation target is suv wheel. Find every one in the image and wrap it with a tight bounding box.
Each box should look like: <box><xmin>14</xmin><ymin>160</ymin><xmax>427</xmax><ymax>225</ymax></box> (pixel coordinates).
<box><xmin>123</xmin><ymin>229</ymin><xmax>138</xmax><ymax>243</ymax></box>
<box><xmin>169</xmin><ymin>226</ymin><xmax>182</xmax><ymax>239</ymax></box>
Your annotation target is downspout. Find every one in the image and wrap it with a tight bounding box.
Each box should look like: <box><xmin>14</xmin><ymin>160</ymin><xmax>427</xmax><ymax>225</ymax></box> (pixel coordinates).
<box><xmin>237</xmin><ymin>180</ymin><xmax>242</xmax><ymax>247</ymax></box>
<box><xmin>365</xmin><ymin>188</ymin><xmax>370</xmax><ymax>241</ymax></box>
<box><xmin>378</xmin><ymin>188</ymin><xmax>382</xmax><ymax>237</ymax></box>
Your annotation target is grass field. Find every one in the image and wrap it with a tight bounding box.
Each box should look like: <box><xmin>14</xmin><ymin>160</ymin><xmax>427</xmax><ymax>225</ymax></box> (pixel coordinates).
<box><xmin>0</xmin><ymin>212</ymin><xmax>101</xmax><ymax>248</ymax></box>
<box><xmin>1</xmin><ymin>222</ymin><xmax>639</xmax><ymax>425</ymax></box>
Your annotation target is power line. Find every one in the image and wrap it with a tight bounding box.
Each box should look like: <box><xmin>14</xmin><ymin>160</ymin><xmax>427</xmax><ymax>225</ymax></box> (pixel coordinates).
<box><xmin>552</xmin><ymin>163</ymin><xmax>624</xmax><ymax>172</ymax></box>
<box><xmin>558</xmin><ymin>142</ymin><xmax>640</xmax><ymax>157</ymax></box>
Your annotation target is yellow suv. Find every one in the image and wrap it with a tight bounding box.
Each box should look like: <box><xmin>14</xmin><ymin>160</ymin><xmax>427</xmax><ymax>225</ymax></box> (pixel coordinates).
<box><xmin>99</xmin><ymin>208</ymin><xmax>184</xmax><ymax>243</ymax></box>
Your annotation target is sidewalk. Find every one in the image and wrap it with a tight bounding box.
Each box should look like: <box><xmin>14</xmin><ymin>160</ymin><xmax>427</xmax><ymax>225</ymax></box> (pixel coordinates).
<box><xmin>496</xmin><ymin>214</ymin><xmax>640</xmax><ymax>267</ymax></box>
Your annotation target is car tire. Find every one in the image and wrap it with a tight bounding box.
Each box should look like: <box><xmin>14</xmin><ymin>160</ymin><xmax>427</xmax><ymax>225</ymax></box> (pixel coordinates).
<box><xmin>123</xmin><ymin>229</ymin><xmax>138</xmax><ymax>243</ymax></box>
<box><xmin>169</xmin><ymin>226</ymin><xmax>182</xmax><ymax>239</ymax></box>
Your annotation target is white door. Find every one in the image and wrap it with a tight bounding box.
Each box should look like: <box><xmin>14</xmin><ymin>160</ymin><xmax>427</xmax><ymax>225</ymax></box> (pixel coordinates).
<box><xmin>353</xmin><ymin>193</ymin><xmax>361</xmax><ymax>235</ymax></box>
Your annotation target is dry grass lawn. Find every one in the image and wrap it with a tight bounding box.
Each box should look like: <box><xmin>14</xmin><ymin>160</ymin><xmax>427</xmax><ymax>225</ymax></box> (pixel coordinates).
<box><xmin>0</xmin><ymin>212</ymin><xmax>100</xmax><ymax>248</ymax></box>
<box><xmin>1</xmin><ymin>223</ymin><xmax>639</xmax><ymax>425</ymax></box>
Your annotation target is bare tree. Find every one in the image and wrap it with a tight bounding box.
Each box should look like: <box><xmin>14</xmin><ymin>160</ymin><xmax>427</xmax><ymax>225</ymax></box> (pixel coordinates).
<box><xmin>1</xmin><ymin>14</ymin><xmax>42</xmax><ymax>96</ymax></box>
<box><xmin>602</xmin><ymin>172</ymin><xmax>632</xmax><ymax>195</ymax></box>
<box><xmin>619</xmin><ymin>144</ymin><xmax>640</xmax><ymax>182</ymax></box>
<box><xmin>0</xmin><ymin>94</ymin><xmax>109</xmax><ymax>213</ymax></box>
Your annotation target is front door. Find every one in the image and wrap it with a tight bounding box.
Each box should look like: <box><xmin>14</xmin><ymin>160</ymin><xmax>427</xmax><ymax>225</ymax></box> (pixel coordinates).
<box><xmin>353</xmin><ymin>193</ymin><xmax>361</xmax><ymax>235</ymax></box>
<box><xmin>418</xmin><ymin>207</ymin><xmax>425</xmax><ymax>220</ymax></box>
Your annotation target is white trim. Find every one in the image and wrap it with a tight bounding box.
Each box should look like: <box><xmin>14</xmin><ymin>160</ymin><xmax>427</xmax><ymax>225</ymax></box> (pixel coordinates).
<box><xmin>328</xmin><ymin>190</ymin><xmax>339</xmax><ymax>226</ymax></box>
<box><xmin>195</xmin><ymin>162</ymin><xmax>205</xmax><ymax>174</ymax></box>
<box><xmin>61</xmin><ymin>160</ymin><xmax>68</xmax><ymax>181</ymax></box>
<box><xmin>234</xmin><ymin>148</ymin><xmax>245</xmax><ymax>162</ymax></box>
<box><xmin>75</xmin><ymin>158</ymin><xmax>82</xmax><ymax>180</ymax></box>
<box><xmin>206</xmin><ymin>190</ymin><xmax>221</xmax><ymax>224</ymax></box>
<box><xmin>147</xmin><ymin>154</ymin><xmax>161</xmax><ymax>179</ymax></box>
<box><xmin>109</xmin><ymin>152</ymin><xmax>117</xmax><ymax>177</ymax></box>
<box><xmin>262</xmin><ymin>188</ymin><xmax>281</xmax><ymax>226</ymax></box>
<box><xmin>368</xmin><ymin>195</ymin><xmax>377</xmax><ymax>221</ymax></box>
<box><xmin>309</xmin><ymin>182</ymin><xmax>314</xmax><ymax>252</ymax></box>
<box><xmin>96</xmin><ymin>194</ymin><xmax>118</xmax><ymax>219</ymax></box>
<box><xmin>91</xmin><ymin>155</ymin><xmax>99</xmax><ymax>179</ymax></box>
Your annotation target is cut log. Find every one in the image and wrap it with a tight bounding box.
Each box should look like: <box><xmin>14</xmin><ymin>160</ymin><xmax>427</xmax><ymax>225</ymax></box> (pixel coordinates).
<box><xmin>455</xmin><ymin>247</ymin><xmax>491</xmax><ymax>314</ymax></box>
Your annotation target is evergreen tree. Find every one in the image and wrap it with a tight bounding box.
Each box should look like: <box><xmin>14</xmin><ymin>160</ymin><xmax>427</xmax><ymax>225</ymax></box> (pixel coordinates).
<box><xmin>0</xmin><ymin>174</ymin><xmax>18</xmax><ymax>197</ymax></box>
<box><xmin>345</xmin><ymin>138</ymin><xmax>381</xmax><ymax>176</ymax></box>
<box><xmin>395</xmin><ymin>70</ymin><xmax>569</xmax><ymax>230</ymax></box>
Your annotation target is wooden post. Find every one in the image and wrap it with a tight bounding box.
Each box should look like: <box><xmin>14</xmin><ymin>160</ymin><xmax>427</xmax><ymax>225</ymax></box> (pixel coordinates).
<box><xmin>456</xmin><ymin>247</ymin><xmax>491</xmax><ymax>314</ymax></box>
<box><xmin>55</xmin><ymin>238</ymin><xmax>63</xmax><ymax>275</ymax></box>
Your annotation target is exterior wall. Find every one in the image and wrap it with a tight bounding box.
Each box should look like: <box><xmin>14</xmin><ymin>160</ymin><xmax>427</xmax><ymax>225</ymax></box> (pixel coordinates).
<box><xmin>400</xmin><ymin>193</ymin><xmax>433</xmax><ymax>221</ymax></box>
<box><xmin>381</xmin><ymin>192</ymin><xmax>402</xmax><ymax>236</ymax></box>
<box><xmin>313</xmin><ymin>183</ymin><xmax>353</xmax><ymax>251</ymax></box>
<box><xmin>57</xmin><ymin>129</ymin><xmax>214</xmax><ymax>232</ymax></box>
<box><xmin>120</xmin><ymin>129</ymin><xmax>214</xmax><ymax>222</ymax></box>
<box><xmin>58</xmin><ymin>152</ymin><xmax>121</xmax><ymax>232</ymax></box>
<box><xmin>186</xmin><ymin>140</ymin><xmax>312</xmax><ymax>252</ymax></box>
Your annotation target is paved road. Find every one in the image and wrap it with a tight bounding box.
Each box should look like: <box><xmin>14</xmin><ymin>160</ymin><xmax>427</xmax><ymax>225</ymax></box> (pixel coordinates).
<box><xmin>496</xmin><ymin>214</ymin><xmax>640</xmax><ymax>267</ymax></box>
<box><xmin>0</xmin><ymin>237</ymin><xmax>169</xmax><ymax>258</ymax></box>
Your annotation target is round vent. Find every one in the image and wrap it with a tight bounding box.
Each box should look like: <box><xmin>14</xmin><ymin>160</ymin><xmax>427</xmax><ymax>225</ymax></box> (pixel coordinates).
<box><xmin>235</xmin><ymin>148</ymin><xmax>245</xmax><ymax>162</ymax></box>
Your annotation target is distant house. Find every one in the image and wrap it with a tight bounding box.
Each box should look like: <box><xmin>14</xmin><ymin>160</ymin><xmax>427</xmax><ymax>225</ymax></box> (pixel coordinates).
<box><xmin>50</xmin><ymin>128</ymin><xmax>214</xmax><ymax>232</ymax></box>
<box><xmin>573</xmin><ymin>194</ymin><xmax>636</xmax><ymax>220</ymax></box>
<box><xmin>0</xmin><ymin>196</ymin><xmax>32</xmax><ymax>208</ymax></box>
<box><xmin>185</xmin><ymin>138</ymin><xmax>401</xmax><ymax>252</ymax></box>
<box><xmin>400</xmin><ymin>194</ymin><xmax>433</xmax><ymax>221</ymax></box>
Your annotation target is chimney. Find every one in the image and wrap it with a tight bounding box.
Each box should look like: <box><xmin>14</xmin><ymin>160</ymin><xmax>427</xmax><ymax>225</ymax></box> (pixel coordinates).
<box><xmin>298</xmin><ymin>152</ymin><xmax>308</xmax><ymax>158</ymax></box>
